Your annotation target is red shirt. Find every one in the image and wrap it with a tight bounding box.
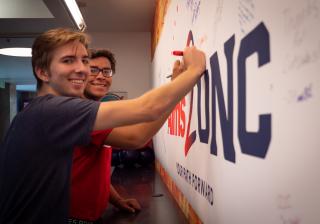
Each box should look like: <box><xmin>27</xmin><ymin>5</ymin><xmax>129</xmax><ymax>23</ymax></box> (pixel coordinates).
<box><xmin>70</xmin><ymin>129</ymin><xmax>113</xmax><ymax>221</ymax></box>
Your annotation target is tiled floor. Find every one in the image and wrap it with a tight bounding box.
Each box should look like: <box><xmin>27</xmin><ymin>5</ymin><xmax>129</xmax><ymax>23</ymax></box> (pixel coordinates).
<box><xmin>101</xmin><ymin>164</ymin><xmax>188</xmax><ymax>224</ymax></box>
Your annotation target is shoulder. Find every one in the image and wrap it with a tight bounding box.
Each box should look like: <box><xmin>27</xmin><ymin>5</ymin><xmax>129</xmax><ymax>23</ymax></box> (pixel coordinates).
<box><xmin>25</xmin><ymin>95</ymin><xmax>100</xmax><ymax>125</ymax></box>
<box><xmin>36</xmin><ymin>94</ymin><xmax>100</xmax><ymax>112</ymax></box>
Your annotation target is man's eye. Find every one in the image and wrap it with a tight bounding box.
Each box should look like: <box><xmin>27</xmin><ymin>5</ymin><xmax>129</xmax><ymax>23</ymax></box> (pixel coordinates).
<box><xmin>83</xmin><ymin>59</ymin><xmax>90</xmax><ymax>65</ymax></box>
<box><xmin>63</xmin><ymin>58</ymin><xmax>74</xmax><ymax>64</ymax></box>
<box><xmin>103</xmin><ymin>69</ymin><xmax>111</xmax><ymax>74</ymax></box>
<box><xmin>90</xmin><ymin>67</ymin><xmax>98</xmax><ymax>73</ymax></box>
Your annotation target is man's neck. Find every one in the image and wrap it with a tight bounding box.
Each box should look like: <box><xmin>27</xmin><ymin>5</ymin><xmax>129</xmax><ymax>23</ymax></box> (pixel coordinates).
<box><xmin>37</xmin><ymin>85</ymin><xmax>58</xmax><ymax>97</ymax></box>
<box><xmin>84</xmin><ymin>92</ymin><xmax>102</xmax><ymax>102</ymax></box>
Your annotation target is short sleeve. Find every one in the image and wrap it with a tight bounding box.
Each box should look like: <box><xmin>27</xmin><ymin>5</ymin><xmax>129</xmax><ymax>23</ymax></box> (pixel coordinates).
<box><xmin>90</xmin><ymin>129</ymin><xmax>113</xmax><ymax>148</ymax></box>
<box><xmin>39</xmin><ymin>95</ymin><xmax>100</xmax><ymax>148</ymax></box>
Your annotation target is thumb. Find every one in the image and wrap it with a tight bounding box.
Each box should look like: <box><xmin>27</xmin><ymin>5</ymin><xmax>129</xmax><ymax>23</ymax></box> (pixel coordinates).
<box><xmin>125</xmin><ymin>204</ymin><xmax>136</xmax><ymax>213</ymax></box>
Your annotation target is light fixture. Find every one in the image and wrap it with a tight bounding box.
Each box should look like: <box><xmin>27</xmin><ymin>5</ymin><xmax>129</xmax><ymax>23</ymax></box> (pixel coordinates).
<box><xmin>0</xmin><ymin>48</ymin><xmax>31</xmax><ymax>57</ymax></box>
<box><xmin>63</xmin><ymin>0</ymin><xmax>87</xmax><ymax>31</ymax></box>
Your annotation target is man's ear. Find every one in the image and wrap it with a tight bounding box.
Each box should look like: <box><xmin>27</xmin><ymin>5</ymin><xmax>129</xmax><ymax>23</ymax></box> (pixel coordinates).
<box><xmin>35</xmin><ymin>67</ymin><xmax>49</xmax><ymax>82</ymax></box>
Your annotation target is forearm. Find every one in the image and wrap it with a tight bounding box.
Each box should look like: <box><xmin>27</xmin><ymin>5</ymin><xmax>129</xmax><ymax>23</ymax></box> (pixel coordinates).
<box><xmin>109</xmin><ymin>186</ymin><xmax>142</xmax><ymax>213</ymax></box>
<box><xmin>109</xmin><ymin>185</ymin><xmax>124</xmax><ymax>206</ymax></box>
<box><xmin>138</xmin><ymin>66</ymin><xmax>201</xmax><ymax>119</ymax></box>
<box><xmin>105</xmin><ymin>109</ymin><xmax>172</xmax><ymax>149</ymax></box>
<box><xmin>123</xmin><ymin>103</ymin><xmax>176</xmax><ymax>148</ymax></box>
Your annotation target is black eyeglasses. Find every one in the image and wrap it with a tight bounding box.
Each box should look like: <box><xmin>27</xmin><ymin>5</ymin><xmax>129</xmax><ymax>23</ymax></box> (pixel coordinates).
<box><xmin>90</xmin><ymin>66</ymin><xmax>113</xmax><ymax>78</ymax></box>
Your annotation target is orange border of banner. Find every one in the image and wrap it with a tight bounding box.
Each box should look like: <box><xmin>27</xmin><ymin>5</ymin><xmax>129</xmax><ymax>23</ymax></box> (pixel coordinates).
<box><xmin>151</xmin><ymin>0</ymin><xmax>171</xmax><ymax>59</ymax></box>
<box><xmin>156</xmin><ymin>159</ymin><xmax>203</xmax><ymax>224</ymax></box>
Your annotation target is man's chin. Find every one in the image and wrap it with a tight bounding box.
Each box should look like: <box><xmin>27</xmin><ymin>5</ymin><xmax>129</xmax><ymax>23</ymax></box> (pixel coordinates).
<box><xmin>95</xmin><ymin>93</ymin><xmax>106</xmax><ymax>100</ymax></box>
<box><xmin>64</xmin><ymin>90</ymin><xmax>84</xmax><ymax>98</ymax></box>
<box><xmin>93</xmin><ymin>89</ymin><xmax>107</xmax><ymax>97</ymax></box>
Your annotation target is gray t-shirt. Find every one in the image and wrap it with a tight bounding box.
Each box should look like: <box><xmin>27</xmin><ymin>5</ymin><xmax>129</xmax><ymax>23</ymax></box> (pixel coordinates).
<box><xmin>0</xmin><ymin>94</ymin><xmax>100</xmax><ymax>224</ymax></box>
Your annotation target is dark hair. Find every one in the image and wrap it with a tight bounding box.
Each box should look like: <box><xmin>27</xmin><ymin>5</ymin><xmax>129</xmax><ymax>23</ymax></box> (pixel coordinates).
<box><xmin>89</xmin><ymin>49</ymin><xmax>116</xmax><ymax>73</ymax></box>
<box><xmin>32</xmin><ymin>28</ymin><xmax>90</xmax><ymax>89</ymax></box>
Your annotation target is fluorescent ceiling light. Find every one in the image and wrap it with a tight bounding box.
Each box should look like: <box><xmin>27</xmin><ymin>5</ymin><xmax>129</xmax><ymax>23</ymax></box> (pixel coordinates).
<box><xmin>63</xmin><ymin>0</ymin><xmax>87</xmax><ymax>31</ymax></box>
<box><xmin>0</xmin><ymin>48</ymin><xmax>31</xmax><ymax>57</ymax></box>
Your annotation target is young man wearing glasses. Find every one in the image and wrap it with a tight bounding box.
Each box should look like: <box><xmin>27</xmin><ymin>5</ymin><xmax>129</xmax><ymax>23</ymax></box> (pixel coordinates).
<box><xmin>70</xmin><ymin>49</ymin><xmax>141</xmax><ymax>224</ymax></box>
<box><xmin>0</xmin><ymin>28</ymin><xmax>205</xmax><ymax>224</ymax></box>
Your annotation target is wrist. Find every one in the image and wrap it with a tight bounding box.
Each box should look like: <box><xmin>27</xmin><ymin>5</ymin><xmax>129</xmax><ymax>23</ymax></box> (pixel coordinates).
<box><xmin>187</xmin><ymin>66</ymin><xmax>204</xmax><ymax>76</ymax></box>
<box><xmin>117</xmin><ymin>198</ymin><xmax>125</xmax><ymax>202</ymax></box>
<box><xmin>111</xmin><ymin>196</ymin><xmax>123</xmax><ymax>204</ymax></box>
<box><xmin>114</xmin><ymin>197</ymin><xmax>125</xmax><ymax>205</ymax></box>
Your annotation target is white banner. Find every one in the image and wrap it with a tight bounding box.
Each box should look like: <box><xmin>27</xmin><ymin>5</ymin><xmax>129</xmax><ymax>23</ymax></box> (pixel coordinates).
<box><xmin>152</xmin><ymin>0</ymin><xmax>320</xmax><ymax>223</ymax></box>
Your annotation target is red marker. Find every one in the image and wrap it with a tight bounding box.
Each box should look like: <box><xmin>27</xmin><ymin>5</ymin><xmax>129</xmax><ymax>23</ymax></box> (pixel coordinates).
<box><xmin>172</xmin><ymin>50</ymin><xmax>183</xmax><ymax>56</ymax></box>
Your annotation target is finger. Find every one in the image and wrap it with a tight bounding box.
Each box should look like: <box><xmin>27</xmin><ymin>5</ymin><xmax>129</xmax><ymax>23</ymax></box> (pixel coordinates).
<box><xmin>174</xmin><ymin>59</ymin><xmax>180</xmax><ymax>68</ymax></box>
<box><xmin>172</xmin><ymin>60</ymin><xmax>181</xmax><ymax>72</ymax></box>
<box><xmin>130</xmin><ymin>201</ymin><xmax>141</xmax><ymax>210</ymax></box>
<box><xmin>125</xmin><ymin>205</ymin><xmax>136</xmax><ymax>213</ymax></box>
<box><xmin>179</xmin><ymin>61</ymin><xmax>185</xmax><ymax>71</ymax></box>
<box><xmin>119</xmin><ymin>202</ymin><xmax>135</xmax><ymax>213</ymax></box>
<box><xmin>172</xmin><ymin>60</ymin><xmax>182</xmax><ymax>80</ymax></box>
<box><xmin>127</xmin><ymin>199</ymin><xmax>141</xmax><ymax>211</ymax></box>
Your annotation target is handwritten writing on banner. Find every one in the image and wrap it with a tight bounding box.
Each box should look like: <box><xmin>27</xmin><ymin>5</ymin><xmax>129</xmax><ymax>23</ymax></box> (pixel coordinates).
<box><xmin>238</xmin><ymin>0</ymin><xmax>256</xmax><ymax>34</ymax></box>
<box><xmin>185</xmin><ymin>0</ymin><xmax>201</xmax><ymax>23</ymax></box>
<box><xmin>282</xmin><ymin>0</ymin><xmax>320</xmax><ymax>73</ymax></box>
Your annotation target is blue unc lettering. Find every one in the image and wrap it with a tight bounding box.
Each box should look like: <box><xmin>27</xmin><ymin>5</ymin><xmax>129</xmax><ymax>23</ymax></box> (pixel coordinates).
<box><xmin>238</xmin><ymin>22</ymin><xmax>271</xmax><ymax>158</ymax></box>
<box><xmin>210</xmin><ymin>35</ymin><xmax>236</xmax><ymax>163</ymax></box>
<box><xmin>191</xmin><ymin>22</ymin><xmax>271</xmax><ymax>162</ymax></box>
<box><xmin>197</xmin><ymin>70</ymin><xmax>210</xmax><ymax>144</ymax></box>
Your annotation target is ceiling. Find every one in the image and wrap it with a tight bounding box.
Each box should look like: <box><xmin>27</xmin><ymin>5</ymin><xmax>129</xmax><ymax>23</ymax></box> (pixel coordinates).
<box><xmin>0</xmin><ymin>0</ymin><xmax>155</xmax><ymax>87</ymax></box>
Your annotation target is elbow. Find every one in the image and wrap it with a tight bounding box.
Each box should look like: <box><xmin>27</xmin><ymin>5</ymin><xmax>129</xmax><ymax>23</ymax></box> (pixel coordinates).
<box><xmin>147</xmin><ymin>107</ymin><xmax>164</xmax><ymax>121</ymax></box>
<box><xmin>123</xmin><ymin>134</ymin><xmax>150</xmax><ymax>149</ymax></box>
<box><xmin>126</xmin><ymin>137</ymin><xmax>150</xmax><ymax>149</ymax></box>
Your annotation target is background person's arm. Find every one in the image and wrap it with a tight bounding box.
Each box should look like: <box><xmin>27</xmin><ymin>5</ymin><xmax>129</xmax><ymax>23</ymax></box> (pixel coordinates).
<box><xmin>109</xmin><ymin>185</ymin><xmax>141</xmax><ymax>213</ymax></box>
<box><xmin>104</xmin><ymin>60</ymin><xmax>185</xmax><ymax>149</ymax></box>
<box><xmin>93</xmin><ymin>47</ymin><xmax>205</xmax><ymax>131</ymax></box>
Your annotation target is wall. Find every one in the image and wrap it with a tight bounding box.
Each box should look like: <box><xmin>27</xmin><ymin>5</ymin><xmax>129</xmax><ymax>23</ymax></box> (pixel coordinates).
<box><xmin>152</xmin><ymin>0</ymin><xmax>320</xmax><ymax>223</ymax></box>
<box><xmin>9</xmin><ymin>84</ymin><xmax>17</xmax><ymax>122</ymax></box>
<box><xmin>90</xmin><ymin>32</ymin><xmax>151</xmax><ymax>99</ymax></box>
<box><xmin>0</xmin><ymin>83</ymin><xmax>15</xmax><ymax>141</ymax></box>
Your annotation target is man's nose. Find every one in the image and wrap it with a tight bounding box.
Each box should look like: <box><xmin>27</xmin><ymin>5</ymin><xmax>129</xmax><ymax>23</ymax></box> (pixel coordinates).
<box><xmin>75</xmin><ymin>60</ymin><xmax>90</xmax><ymax>75</ymax></box>
<box><xmin>96</xmin><ymin>71</ymin><xmax>107</xmax><ymax>79</ymax></box>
